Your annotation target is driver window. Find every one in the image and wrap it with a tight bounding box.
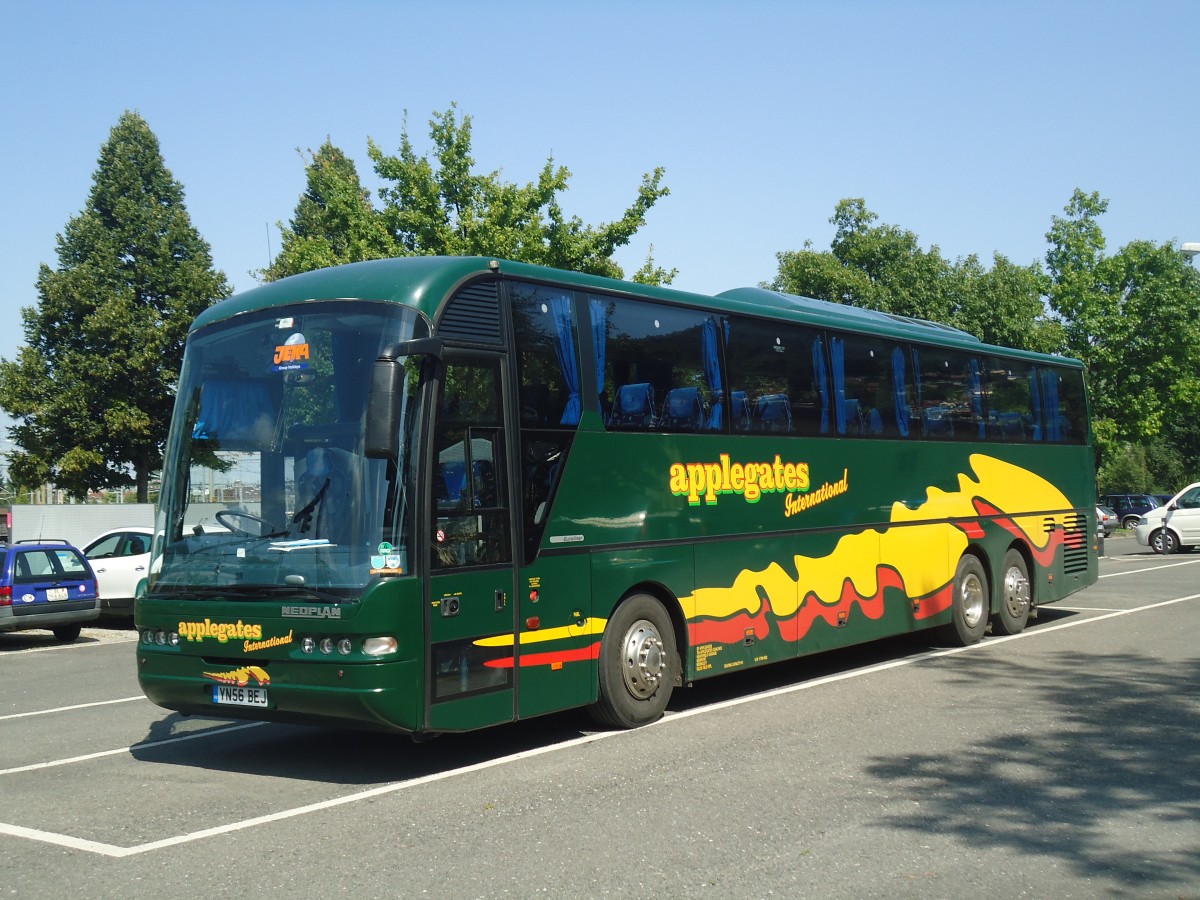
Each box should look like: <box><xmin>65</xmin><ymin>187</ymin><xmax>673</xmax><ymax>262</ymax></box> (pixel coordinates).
<box><xmin>431</xmin><ymin>359</ymin><xmax>511</xmax><ymax>569</ymax></box>
<box><xmin>1177</xmin><ymin>487</ymin><xmax>1200</xmax><ymax>510</ymax></box>
<box><xmin>88</xmin><ymin>535</ymin><xmax>123</xmax><ymax>559</ymax></box>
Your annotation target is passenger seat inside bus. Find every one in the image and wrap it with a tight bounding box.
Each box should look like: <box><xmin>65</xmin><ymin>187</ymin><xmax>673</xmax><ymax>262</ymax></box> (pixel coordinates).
<box><xmin>661</xmin><ymin>387</ymin><xmax>706</xmax><ymax>431</ymax></box>
<box><xmin>609</xmin><ymin>383</ymin><xmax>657</xmax><ymax>428</ymax></box>
<box><xmin>752</xmin><ymin>394</ymin><xmax>792</xmax><ymax>433</ymax></box>
<box><xmin>730</xmin><ymin>391</ymin><xmax>752</xmax><ymax>431</ymax></box>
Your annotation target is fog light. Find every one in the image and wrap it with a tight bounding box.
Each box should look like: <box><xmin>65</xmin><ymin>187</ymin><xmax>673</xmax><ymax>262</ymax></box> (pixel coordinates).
<box><xmin>337</xmin><ymin>638</ymin><xmax>352</xmax><ymax>655</ymax></box>
<box><xmin>319</xmin><ymin>638</ymin><xmax>334</xmax><ymax>655</ymax></box>
<box><xmin>155</xmin><ymin>631</ymin><xmax>167</xmax><ymax>645</ymax></box>
<box><xmin>142</xmin><ymin>629</ymin><xmax>154</xmax><ymax>644</ymax></box>
<box><xmin>363</xmin><ymin>636</ymin><xmax>398</xmax><ymax>657</ymax></box>
<box><xmin>301</xmin><ymin>637</ymin><xmax>315</xmax><ymax>654</ymax></box>
<box><xmin>167</xmin><ymin>632</ymin><xmax>180</xmax><ymax>647</ymax></box>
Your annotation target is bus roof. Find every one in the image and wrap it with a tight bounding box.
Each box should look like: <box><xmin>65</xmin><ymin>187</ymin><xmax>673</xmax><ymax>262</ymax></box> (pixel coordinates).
<box><xmin>195</xmin><ymin>256</ymin><xmax>1079</xmax><ymax>367</ymax></box>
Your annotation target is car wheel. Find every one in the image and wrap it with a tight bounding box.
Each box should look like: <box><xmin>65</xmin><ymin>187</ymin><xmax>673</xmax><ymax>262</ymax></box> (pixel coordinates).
<box><xmin>1151</xmin><ymin>528</ymin><xmax>1179</xmax><ymax>555</ymax></box>
<box><xmin>1121</xmin><ymin>515</ymin><xmax>1140</xmax><ymax>530</ymax></box>
<box><xmin>51</xmin><ymin>624</ymin><xmax>83</xmax><ymax>642</ymax></box>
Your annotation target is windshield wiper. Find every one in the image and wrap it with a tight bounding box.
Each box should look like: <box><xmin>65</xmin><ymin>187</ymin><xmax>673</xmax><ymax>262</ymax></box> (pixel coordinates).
<box><xmin>217</xmin><ymin>583</ymin><xmax>346</xmax><ymax>604</ymax></box>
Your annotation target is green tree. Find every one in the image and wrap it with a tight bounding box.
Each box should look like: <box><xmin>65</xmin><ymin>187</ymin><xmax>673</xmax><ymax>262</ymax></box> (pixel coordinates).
<box><xmin>1096</xmin><ymin>442</ymin><xmax>1151</xmax><ymax>495</ymax></box>
<box><xmin>0</xmin><ymin>111</ymin><xmax>230</xmax><ymax>502</ymax></box>
<box><xmin>770</xmin><ymin>198</ymin><xmax>1058</xmax><ymax>350</ymax></box>
<box><xmin>264</xmin><ymin>140</ymin><xmax>396</xmax><ymax>280</ymax></box>
<box><xmin>1046</xmin><ymin>189</ymin><xmax>1200</xmax><ymax>446</ymax></box>
<box><xmin>366</xmin><ymin>104</ymin><xmax>672</xmax><ymax>280</ymax></box>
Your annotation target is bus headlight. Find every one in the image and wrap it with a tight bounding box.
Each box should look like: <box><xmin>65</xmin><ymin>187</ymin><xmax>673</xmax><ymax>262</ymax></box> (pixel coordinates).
<box><xmin>363</xmin><ymin>636</ymin><xmax>398</xmax><ymax>657</ymax></box>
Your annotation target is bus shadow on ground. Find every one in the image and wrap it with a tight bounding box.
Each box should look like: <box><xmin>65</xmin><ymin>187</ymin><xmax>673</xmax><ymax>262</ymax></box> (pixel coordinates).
<box><xmin>129</xmin><ymin>627</ymin><xmax>1028</xmax><ymax>786</ymax></box>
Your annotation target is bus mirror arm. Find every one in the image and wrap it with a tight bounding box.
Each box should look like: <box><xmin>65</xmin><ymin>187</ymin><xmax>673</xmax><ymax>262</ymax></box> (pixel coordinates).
<box><xmin>366</xmin><ymin>339</ymin><xmax>444</xmax><ymax>460</ymax></box>
<box><xmin>381</xmin><ymin>337</ymin><xmax>444</xmax><ymax>361</ymax></box>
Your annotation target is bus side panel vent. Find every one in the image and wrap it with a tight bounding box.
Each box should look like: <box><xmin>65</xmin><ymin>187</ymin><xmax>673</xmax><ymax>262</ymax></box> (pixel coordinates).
<box><xmin>1061</xmin><ymin>513</ymin><xmax>1088</xmax><ymax>574</ymax></box>
<box><xmin>437</xmin><ymin>281</ymin><xmax>501</xmax><ymax>344</ymax></box>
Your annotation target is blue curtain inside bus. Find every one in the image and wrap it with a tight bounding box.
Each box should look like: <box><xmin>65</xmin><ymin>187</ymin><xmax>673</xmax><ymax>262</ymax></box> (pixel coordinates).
<box><xmin>549</xmin><ymin>295</ymin><xmax>581</xmax><ymax>426</ymax></box>
<box><xmin>702</xmin><ymin>317</ymin><xmax>723</xmax><ymax>430</ymax></box>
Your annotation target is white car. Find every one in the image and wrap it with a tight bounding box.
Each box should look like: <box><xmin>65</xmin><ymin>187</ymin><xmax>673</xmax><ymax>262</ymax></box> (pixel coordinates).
<box><xmin>83</xmin><ymin>527</ymin><xmax>153</xmax><ymax>616</ymax></box>
<box><xmin>1134</xmin><ymin>484</ymin><xmax>1200</xmax><ymax>554</ymax></box>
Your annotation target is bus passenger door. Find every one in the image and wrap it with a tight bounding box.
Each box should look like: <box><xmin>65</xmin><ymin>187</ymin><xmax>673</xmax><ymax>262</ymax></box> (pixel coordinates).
<box><xmin>426</xmin><ymin>355</ymin><xmax>518</xmax><ymax>733</ymax></box>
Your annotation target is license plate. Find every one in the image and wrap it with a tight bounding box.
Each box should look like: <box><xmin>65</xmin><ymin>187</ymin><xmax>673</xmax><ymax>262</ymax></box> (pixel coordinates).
<box><xmin>46</xmin><ymin>588</ymin><xmax>68</xmax><ymax>601</ymax></box>
<box><xmin>212</xmin><ymin>685</ymin><xmax>269</xmax><ymax>707</ymax></box>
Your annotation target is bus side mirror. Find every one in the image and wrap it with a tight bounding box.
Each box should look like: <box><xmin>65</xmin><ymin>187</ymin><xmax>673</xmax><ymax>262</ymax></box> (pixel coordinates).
<box><xmin>364</xmin><ymin>338</ymin><xmax>443</xmax><ymax>460</ymax></box>
<box><xmin>365</xmin><ymin>358</ymin><xmax>404</xmax><ymax>460</ymax></box>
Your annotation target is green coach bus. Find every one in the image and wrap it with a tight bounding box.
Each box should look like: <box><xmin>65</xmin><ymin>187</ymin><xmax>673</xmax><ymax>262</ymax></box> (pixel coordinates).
<box><xmin>136</xmin><ymin>256</ymin><xmax>1097</xmax><ymax>735</ymax></box>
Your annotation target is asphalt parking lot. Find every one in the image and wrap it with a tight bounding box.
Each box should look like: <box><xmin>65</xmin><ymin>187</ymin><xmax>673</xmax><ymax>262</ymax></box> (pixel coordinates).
<box><xmin>2</xmin><ymin>533</ymin><xmax>1197</xmax><ymax>898</ymax></box>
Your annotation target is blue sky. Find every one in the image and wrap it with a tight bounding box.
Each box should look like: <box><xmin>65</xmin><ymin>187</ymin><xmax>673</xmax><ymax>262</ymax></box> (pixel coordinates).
<box><xmin>1</xmin><ymin>0</ymin><xmax>1196</xmax><ymax>380</ymax></box>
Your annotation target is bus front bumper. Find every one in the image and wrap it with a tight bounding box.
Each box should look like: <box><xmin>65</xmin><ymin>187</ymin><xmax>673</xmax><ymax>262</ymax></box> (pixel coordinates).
<box><xmin>137</xmin><ymin>652</ymin><xmax>424</xmax><ymax>735</ymax></box>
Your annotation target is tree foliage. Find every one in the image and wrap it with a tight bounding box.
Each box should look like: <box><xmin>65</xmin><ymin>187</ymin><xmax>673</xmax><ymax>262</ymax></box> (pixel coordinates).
<box><xmin>769</xmin><ymin>199</ymin><xmax>1059</xmax><ymax>352</ymax></box>
<box><xmin>267</xmin><ymin>104</ymin><xmax>673</xmax><ymax>284</ymax></box>
<box><xmin>770</xmin><ymin>191</ymin><xmax>1200</xmax><ymax>488</ymax></box>
<box><xmin>264</xmin><ymin>141</ymin><xmax>394</xmax><ymax>279</ymax></box>
<box><xmin>1046</xmin><ymin>189</ymin><xmax>1200</xmax><ymax>444</ymax></box>
<box><xmin>0</xmin><ymin>111</ymin><xmax>230</xmax><ymax>501</ymax></box>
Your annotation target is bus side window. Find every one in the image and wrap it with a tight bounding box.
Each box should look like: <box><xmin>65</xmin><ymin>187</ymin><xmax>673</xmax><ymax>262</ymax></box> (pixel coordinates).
<box><xmin>833</xmin><ymin>335</ymin><xmax>905</xmax><ymax>438</ymax></box>
<box><xmin>591</xmin><ymin>296</ymin><xmax>715</xmax><ymax>434</ymax></box>
<box><xmin>725</xmin><ymin>317</ymin><xmax>827</xmax><ymax>436</ymax></box>
<box><xmin>984</xmin><ymin>357</ymin><xmax>1033</xmax><ymax>442</ymax></box>
<box><xmin>913</xmin><ymin>348</ymin><xmax>984</xmax><ymax>441</ymax></box>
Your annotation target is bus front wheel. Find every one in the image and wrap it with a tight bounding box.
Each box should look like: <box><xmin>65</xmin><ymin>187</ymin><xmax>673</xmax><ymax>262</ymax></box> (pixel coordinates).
<box><xmin>937</xmin><ymin>555</ymin><xmax>989</xmax><ymax>646</ymax></box>
<box><xmin>991</xmin><ymin>549</ymin><xmax>1031</xmax><ymax>636</ymax></box>
<box><xmin>589</xmin><ymin>594</ymin><xmax>677</xmax><ymax>729</ymax></box>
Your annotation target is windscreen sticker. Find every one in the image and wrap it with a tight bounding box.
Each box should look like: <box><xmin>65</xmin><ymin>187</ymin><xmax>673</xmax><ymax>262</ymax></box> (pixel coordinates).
<box><xmin>272</xmin><ymin>332</ymin><xmax>310</xmax><ymax>371</ymax></box>
<box><xmin>371</xmin><ymin>541</ymin><xmax>403</xmax><ymax>575</ymax></box>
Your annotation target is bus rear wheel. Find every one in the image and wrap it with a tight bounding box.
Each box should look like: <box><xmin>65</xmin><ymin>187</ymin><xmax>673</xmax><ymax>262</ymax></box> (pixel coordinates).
<box><xmin>992</xmin><ymin>549</ymin><xmax>1031</xmax><ymax>636</ymax></box>
<box><xmin>937</xmin><ymin>555</ymin><xmax>989</xmax><ymax>646</ymax></box>
<box><xmin>589</xmin><ymin>594</ymin><xmax>677</xmax><ymax>729</ymax></box>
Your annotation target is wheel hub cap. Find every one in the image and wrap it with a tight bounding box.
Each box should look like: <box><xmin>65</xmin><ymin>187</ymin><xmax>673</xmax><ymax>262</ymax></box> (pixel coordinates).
<box><xmin>621</xmin><ymin>619</ymin><xmax>665</xmax><ymax>700</ymax></box>
<box><xmin>961</xmin><ymin>573</ymin><xmax>986</xmax><ymax>629</ymax></box>
<box><xmin>1004</xmin><ymin>566</ymin><xmax>1030</xmax><ymax>616</ymax></box>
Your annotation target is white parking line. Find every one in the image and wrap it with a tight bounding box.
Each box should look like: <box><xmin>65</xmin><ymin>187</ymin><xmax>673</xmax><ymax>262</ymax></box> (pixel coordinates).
<box><xmin>0</xmin><ymin>721</ymin><xmax>265</xmax><ymax>776</ymax></box>
<box><xmin>1099</xmin><ymin>558</ymin><xmax>1200</xmax><ymax>578</ymax></box>
<box><xmin>2</xmin><ymin>589</ymin><xmax>1198</xmax><ymax>858</ymax></box>
<box><xmin>0</xmin><ymin>695</ymin><xmax>147</xmax><ymax>722</ymax></box>
<box><xmin>1</xmin><ymin>635</ymin><xmax>140</xmax><ymax>654</ymax></box>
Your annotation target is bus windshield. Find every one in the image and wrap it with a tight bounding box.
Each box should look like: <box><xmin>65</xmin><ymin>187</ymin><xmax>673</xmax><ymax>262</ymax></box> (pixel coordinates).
<box><xmin>150</xmin><ymin>300</ymin><xmax>424</xmax><ymax>600</ymax></box>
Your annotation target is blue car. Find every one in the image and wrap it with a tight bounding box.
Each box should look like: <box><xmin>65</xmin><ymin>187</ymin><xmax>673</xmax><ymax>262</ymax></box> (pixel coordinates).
<box><xmin>0</xmin><ymin>540</ymin><xmax>100</xmax><ymax>643</ymax></box>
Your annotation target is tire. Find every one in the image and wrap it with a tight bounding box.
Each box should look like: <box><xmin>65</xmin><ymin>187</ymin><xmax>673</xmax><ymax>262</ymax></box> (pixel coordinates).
<box><xmin>1151</xmin><ymin>528</ymin><xmax>1179</xmax><ymax>555</ymax></box>
<box><xmin>51</xmin><ymin>623</ymin><xmax>82</xmax><ymax>642</ymax></box>
<box><xmin>588</xmin><ymin>594</ymin><xmax>677</xmax><ymax>729</ymax></box>
<box><xmin>992</xmin><ymin>549</ymin><xmax>1031</xmax><ymax>636</ymax></box>
<box><xmin>936</xmin><ymin>555</ymin><xmax>989</xmax><ymax>646</ymax></box>
<box><xmin>1121</xmin><ymin>515</ymin><xmax>1140</xmax><ymax>530</ymax></box>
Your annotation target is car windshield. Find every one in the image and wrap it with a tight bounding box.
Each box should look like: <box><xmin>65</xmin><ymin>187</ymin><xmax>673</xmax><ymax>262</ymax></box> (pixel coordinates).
<box><xmin>150</xmin><ymin>301</ymin><xmax>424</xmax><ymax>600</ymax></box>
